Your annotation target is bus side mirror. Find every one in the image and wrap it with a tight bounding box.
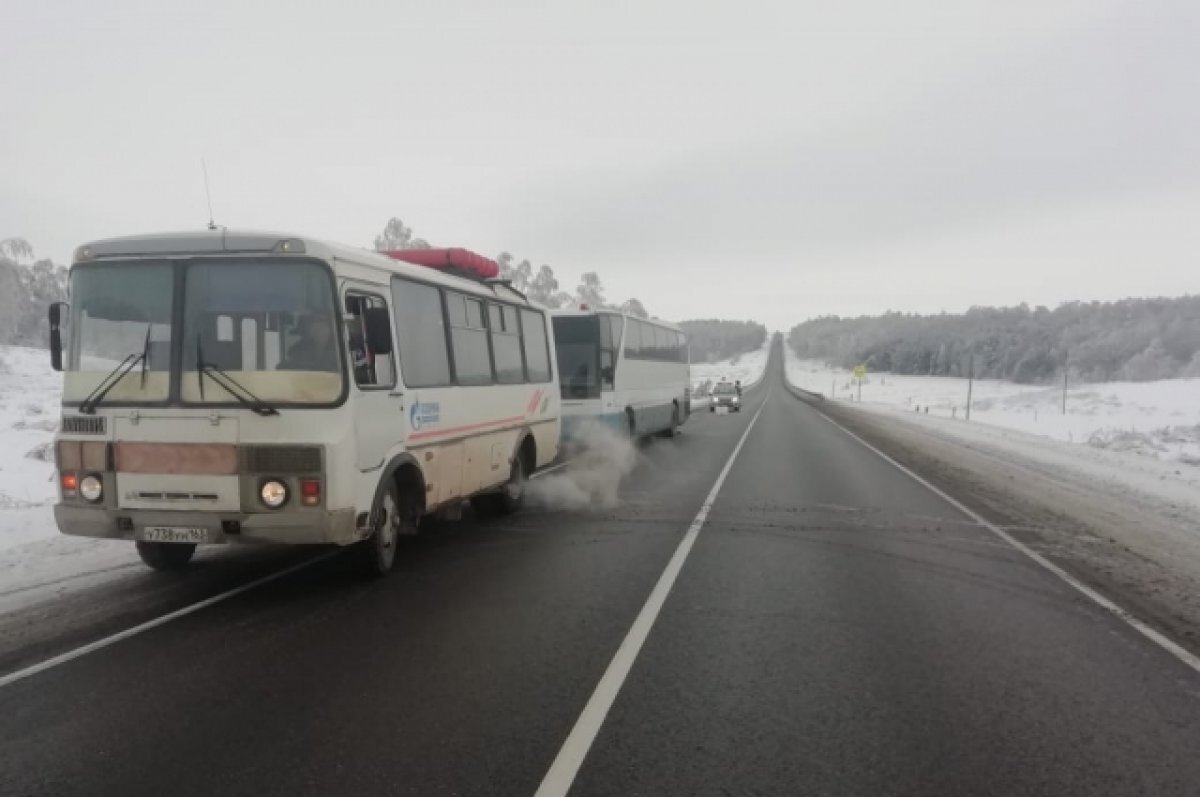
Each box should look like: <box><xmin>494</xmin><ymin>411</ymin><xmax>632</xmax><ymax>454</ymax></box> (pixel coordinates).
<box><xmin>363</xmin><ymin>307</ymin><xmax>393</xmax><ymax>356</ymax></box>
<box><xmin>48</xmin><ymin>302</ymin><xmax>68</xmax><ymax>372</ymax></box>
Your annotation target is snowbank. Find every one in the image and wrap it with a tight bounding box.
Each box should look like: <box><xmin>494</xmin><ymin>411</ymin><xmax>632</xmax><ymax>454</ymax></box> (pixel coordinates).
<box><xmin>0</xmin><ymin>346</ymin><xmax>62</xmax><ymax>548</ymax></box>
<box><xmin>0</xmin><ymin>346</ymin><xmax>143</xmax><ymax>613</ymax></box>
<box><xmin>785</xmin><ymin>350</ymin><xmax>1200</xmax><ymax>467</ymax></box>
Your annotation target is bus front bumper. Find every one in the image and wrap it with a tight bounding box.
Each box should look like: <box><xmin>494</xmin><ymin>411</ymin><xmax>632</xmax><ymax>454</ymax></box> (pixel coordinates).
<box><xmin>53</xmin><ymin>504</ymin><xmax>360</xmax><ymax>546</ymax></box>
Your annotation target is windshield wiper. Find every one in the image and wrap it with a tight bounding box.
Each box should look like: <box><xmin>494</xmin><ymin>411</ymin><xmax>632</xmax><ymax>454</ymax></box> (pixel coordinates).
<box><xmin>79</xmin><ymin>324</ymin><xmax>156</xmax><ymax>414</ymax></box>
<box><xmin>195</xmin><ymin>335</ymin><xmax>279</xmax><ymax>417</ymax></box>
<box><xmin>78</xmin><ymin>354</ymin><xmax>141</xmax><ymax>414</ymax></box>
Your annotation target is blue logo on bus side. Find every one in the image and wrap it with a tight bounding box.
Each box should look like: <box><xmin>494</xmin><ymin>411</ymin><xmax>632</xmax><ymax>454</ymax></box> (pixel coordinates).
<box><xmin>409</xmin><ymin>402</ymin><xmax>441</xmax><ymax>431</ymax></box>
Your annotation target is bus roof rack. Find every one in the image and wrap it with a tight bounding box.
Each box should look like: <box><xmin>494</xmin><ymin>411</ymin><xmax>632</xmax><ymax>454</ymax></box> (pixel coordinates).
<box><xmin>382</xmin><ymin>248</ymin><xmax>500</xmax><ymax>282</ymax></box>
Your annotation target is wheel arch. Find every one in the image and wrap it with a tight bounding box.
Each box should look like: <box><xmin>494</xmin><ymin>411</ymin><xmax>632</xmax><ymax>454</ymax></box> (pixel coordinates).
<box><xmin>513</xmin><ymin>428</ymin><xmax>537</xmax><ymax>472</ymax></box>
<box><xmin>373</xmin><ymin>451</ymin><xmax>427</xmax><ymax>517</ymax></box>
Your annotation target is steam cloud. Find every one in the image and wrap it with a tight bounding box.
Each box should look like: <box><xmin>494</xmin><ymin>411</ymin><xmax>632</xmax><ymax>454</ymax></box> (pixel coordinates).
<box><xmin>528</xmin><ymin>419</ymin><xmax>638</xmax><ymax>510</ymax></box>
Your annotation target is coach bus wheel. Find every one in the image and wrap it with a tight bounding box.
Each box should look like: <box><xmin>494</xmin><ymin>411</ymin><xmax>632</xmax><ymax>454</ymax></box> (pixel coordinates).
<box><xmin>360</xmin><ymin>480</ymin><xmax>415</xmax><ymax>576</ymax></box>
<box><xmin>662</xmin><ymin>403</ymin><xmax>680</xmax><ymax>438</ymax></box>
<box><xmin>136</xmin><ymin>541</ymin><xmax>196</xmax><ymax>571</ymax></box>
<box><xmin>472</xmin><ymin>453</ymin><xmax>526</xmax><ymax>517</ymax></box>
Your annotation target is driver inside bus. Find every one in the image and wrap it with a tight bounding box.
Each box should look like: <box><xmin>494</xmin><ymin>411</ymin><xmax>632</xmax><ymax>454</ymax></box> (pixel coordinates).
<box><xmin>280</xmin><ymin>313</ymin><xmax>340</xmax><ymax>372</ymax></box>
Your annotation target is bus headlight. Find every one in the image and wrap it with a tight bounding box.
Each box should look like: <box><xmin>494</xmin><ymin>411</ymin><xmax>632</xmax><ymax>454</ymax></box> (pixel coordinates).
<box><xmin>79</xmin><ymin>474</ymin><xmax>104</xmax><ymax>503</ymax></box>
<box><xmin>260</xmin><ymin>479</ymin><xmax>288</xmax><ymax>509</ymax></box>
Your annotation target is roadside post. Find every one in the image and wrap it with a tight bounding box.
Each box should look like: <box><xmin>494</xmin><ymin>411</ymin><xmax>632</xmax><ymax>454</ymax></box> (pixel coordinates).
<box><xmin>853</xmin><ymin>364</ymin><xmax>866</xmax><ymax>402</ymax></box>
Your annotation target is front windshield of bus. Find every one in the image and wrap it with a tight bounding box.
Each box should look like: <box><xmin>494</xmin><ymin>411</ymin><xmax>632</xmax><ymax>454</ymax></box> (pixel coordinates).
<box><xmin>64</xmin><ymin>262</ymin><xmax>174</xmax><ymax>404</ymax></box>
<box><xmin>180</xmin><ymin>260</ymin><xmax>343</xmax><ymax>405</ymax></box>
<box><xmin>552</xmin><ymin>315</ymin><xmax>600</xmax><ymax>400</ymax></box>
<box><xmin>63</xmin><ymin>258</ymin><xmax>343</xmax><ymax>407</ymax></box>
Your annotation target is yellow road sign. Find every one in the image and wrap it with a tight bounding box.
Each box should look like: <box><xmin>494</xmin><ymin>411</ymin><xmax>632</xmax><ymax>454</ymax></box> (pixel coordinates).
<box><xmin>853</xmin><ymin>365</ymin><xmax>867</xmax><ymax>379</ymax></box>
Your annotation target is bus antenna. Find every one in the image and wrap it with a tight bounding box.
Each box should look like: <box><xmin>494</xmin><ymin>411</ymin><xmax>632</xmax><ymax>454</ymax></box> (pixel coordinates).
<box><xmin>201</xmin><ymin>157</ymin><xmax>217</xmax><ymax>231</ymax></box>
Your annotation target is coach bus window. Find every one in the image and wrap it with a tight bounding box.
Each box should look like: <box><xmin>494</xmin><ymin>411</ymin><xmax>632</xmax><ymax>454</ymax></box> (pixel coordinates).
<box><xmin>656</xmin><ymin>326</ymin><xmax>675</xmax><ymax>361</ymax></box>
<box><xmin>391</xmin><ymin>279</ymin><xmax>451</xmax><ymax>388</ymax></box>
<box><xmin>598</xmin><ymin>314</ymin><xmax>619</xmax><ymax>389</ymax></box>
<box><xmin>624</xmin><ymin>320</ymin><xmax>643</xmax><ymax>359</ymax></box>
<box><xmin>490</xmin><ymin>303</ymin><xmax>525</xmax><ymax>384</ymax></box>
<box><xmin>448</xmin><ymin>292</ymin><xmax>492</xmax><ymax>385</ymax></box>
<box><xmin>521</xmin><ymin>309</ymin><xmax>552</xmax><ymax>383</ymax></box>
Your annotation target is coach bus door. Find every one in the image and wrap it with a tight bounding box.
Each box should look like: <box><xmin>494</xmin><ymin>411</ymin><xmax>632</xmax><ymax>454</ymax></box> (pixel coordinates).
<box><xmin>344</xmin><ymin>290</ymin><xmax>401</xmax><ymax>472</ymax></box>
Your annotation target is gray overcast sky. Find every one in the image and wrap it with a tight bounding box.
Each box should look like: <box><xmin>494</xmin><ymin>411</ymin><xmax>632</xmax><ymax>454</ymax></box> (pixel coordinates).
<box><xmin>2</xmin><ymin>0</ymin><xmax>1197</xmax><ymax>331</ymax></box>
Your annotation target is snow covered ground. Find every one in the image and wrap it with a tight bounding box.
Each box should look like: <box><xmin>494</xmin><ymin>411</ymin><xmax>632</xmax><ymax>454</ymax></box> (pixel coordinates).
<box><xmin>690</xmin><ymin>336</ymin><xmax>773</xmax><ymax>395</ymax></box>
<box><xmin>0</xmin><ymin>345</ymin><xmax>144</xmax><ymax>613</ymax></box>
<box><xmin>786</xmin><ymin>350</ymin><xmax>1200</xmax><ymax>467</ymax></box>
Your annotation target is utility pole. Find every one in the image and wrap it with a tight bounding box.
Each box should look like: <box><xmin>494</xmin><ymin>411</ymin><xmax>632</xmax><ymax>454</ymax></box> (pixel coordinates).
<box><xmin>831</xmin><ymin>377</ymin><xmax>835</xmax><ymax>399</ymax></box>
<box><xmin>965</xmin><ymin>354</ymin><xmax>974</xmax><ymax>421</ymax></box>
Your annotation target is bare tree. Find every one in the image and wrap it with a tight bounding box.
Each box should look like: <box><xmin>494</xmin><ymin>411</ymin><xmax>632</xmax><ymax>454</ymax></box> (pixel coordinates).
<box><xmin>373</xmin><ymin>218</ymin><xmax>431</xmax><ymax>250</ymax></box>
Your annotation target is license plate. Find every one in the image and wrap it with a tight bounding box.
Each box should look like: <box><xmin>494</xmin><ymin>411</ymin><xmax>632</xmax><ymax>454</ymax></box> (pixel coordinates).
<box><xmin>139</xmin><ymin>526</ymin><xmax>210</xmax><ymax>544</ymax></box>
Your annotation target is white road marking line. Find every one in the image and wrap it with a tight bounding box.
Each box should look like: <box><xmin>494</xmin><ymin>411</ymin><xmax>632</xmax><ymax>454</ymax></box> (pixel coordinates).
<box><xmin>816</xmin><ymin>411</ymin><xmax>1200</xmax><ymax>676</ymax></box>
<box><xmin>0</xmin><ymin>550</ymin><xmax>341</xmax><ymax>689</ymax></box>
<box><xmin>534</xmin><ymin>395</ymin><xmax>769</xmax><ymax>797</ymax></box>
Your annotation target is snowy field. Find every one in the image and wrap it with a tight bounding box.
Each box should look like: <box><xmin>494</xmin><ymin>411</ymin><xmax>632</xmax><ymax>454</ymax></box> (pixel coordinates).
<box><xmin>690</xmin><ymin>337</ymin><xmax>773</xmax><ymax>394</ymax></box>
<box><xmin>786</xmin><ymin>351</ymin><xmax>1200</xmax><ymax>467</ymax></box>
<box><xmin>0</xmin><ymin>346</ymin><xmax>143</xmax><ymax>612</ymax></box>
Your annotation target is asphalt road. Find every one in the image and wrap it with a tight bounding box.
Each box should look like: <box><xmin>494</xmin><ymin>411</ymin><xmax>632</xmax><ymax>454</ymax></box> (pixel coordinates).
<box><xmin>2</xmin><ymin>346</ymin><xmax>1199</xmax><ymax>796</ymax></box>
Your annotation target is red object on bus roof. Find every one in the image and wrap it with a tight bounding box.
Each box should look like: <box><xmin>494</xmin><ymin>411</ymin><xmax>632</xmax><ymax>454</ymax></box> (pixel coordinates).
<box><xmin>383</xmin><ymin>248</ymin><xmax>501</xmax><ymax>281</ymax></box>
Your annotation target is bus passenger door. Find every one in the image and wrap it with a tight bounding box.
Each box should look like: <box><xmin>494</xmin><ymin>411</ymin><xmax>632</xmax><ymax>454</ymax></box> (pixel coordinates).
<box><xmin>344</xmin><ymin>290</ymin><xmax>402</xmax><ymax>472</ymax></box>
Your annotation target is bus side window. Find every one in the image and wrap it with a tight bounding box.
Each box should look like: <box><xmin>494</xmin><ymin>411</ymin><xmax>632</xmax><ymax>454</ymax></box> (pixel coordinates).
<box><xmin>624</xmin><ymin>321</ymin><xmax>642</xmax><ymax>359</ymax></box>
<box><xmin>656</xmin><ymin>326</ymin><xmax>673</xmax><ymax>362</ymax></box>
<box><xmin>391</xmin><ymin>278</ymin><xmax>451</xmax><ymax>388</ymax></box>
<box><xmin>520</xmin><ymin>309</ymin><xmax>551</xmax><ymax>382</ymax></box>
<box><xmin>598</xmin><ymin>315</ymin><xmax>616</xmax><ymax>389</ymax></box>
<box><xmin>344</xmin><ymin>293</ymin><xmax>396</xmax><ymax>389</ymax></box>
<box><xmin>490</xmin><ymin>303</ymin><xmax>524</xmax><ymax>384</ymax></box>
<box><xmin>448</xmin><ymin>293</ymin><xmax>492</xmax><ymax>385</ymax></box>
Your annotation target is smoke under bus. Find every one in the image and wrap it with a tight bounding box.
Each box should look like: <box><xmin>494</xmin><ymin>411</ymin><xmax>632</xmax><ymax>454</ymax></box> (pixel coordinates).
<box><xmin>550</xmin><ymin>309</ymin><xmax>690</xmax><ymax>444</ymax></box>
<box><xmin>48</xmin><ymin>230</ymin><xmax>561</xmax><ymax>575</ymax></box>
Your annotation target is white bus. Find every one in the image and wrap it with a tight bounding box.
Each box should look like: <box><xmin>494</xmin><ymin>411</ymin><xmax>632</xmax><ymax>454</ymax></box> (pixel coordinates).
<box><xmin>550</xmin><ymin>309</ymin><xmax>690</xmax><ymax>442</ymax></box>
<box><xmin>48</xmin><ymin>230</ymin><xmax>560</xmax><ymax>575</ymax></box>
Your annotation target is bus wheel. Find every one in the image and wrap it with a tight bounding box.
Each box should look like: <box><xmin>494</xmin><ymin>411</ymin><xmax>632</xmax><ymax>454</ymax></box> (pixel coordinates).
<box><xmin>360</xmin><ymin>480</ymin><xmax>413</xmax><ymax>576</ymax></box>
<box><xmin>472</xmin><ymin>454</ymin><xmax>526</xmax><ymax>516</ymax></box>
<box><xmin>136</xmin><ymin>541</ymin><xmax>196</xmax><ymax>571</ymax></box>
<box><xmin>661</xmin><ymin>403</ymin><xmax>680</xmax><ymax>438</ymax></box>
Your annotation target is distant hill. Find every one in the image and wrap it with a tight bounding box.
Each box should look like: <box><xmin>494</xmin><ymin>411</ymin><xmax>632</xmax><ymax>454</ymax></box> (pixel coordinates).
<box><xmin>789</xmin><ymin>297</ymin><xmax>1200</xmax><ymax>384</ymax></box>
<box><xmin>679</xmin><ymin>319</ymin><xmax>768</xmax><ymax>364</ymax></box>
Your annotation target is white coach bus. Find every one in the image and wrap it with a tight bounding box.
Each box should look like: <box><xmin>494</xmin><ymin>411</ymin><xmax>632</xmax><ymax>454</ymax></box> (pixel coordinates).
<box><xmin>550</xmin><ymin>309</ymin><xmax>690</xmax><ymax>442</ymax></box>
<box><xmin>48</xmin><ymin>230</ymin><xmax>560</xmax><ymax>575</ymax></box>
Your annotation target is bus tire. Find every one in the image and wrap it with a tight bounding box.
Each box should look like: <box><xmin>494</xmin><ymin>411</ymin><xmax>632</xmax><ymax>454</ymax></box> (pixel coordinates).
<box><xmin>359</xmin><ymin>479</ymin><xmax>415</xmax><ymax>576</ymax></box>
<box><xmin>472</xmin><ymin>450</ymin><xmax>527</xmax><ymax>517</ymax></box>
<box><xmin>661</xmin><ymin>403</ymin><xmax>680</xmax><ymax>437</ymax></box>
<box><xmin>136</xmin><ymin>541</ymin><xmax>196</xmax><ymax>571</ymax></box>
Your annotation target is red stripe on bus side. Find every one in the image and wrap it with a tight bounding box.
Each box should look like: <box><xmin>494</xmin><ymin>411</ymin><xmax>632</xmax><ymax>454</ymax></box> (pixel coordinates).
<box><xmin>526</xmin><ymin>389</ymin><xmax>543</xmax><ymax>416</ymax></box>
